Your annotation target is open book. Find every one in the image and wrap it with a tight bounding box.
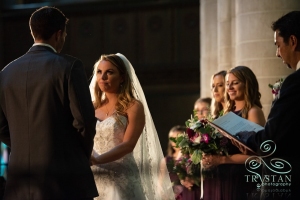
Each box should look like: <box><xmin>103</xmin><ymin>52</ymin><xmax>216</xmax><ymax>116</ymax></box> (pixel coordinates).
<box><xmin>207</xmin><ymin>112</ymin><xmax>264</xmax><ymax>155</ymax></box>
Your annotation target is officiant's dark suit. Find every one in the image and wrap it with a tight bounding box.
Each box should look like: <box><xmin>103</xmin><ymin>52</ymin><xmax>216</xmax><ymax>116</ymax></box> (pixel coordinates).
<box><xmin>0</xmin><ymin>6</ymin><xmax>98</xmax><ymax>200</ymax></box>
<box><xmin>241</xmin><ymin>11</ymin><xmax>300</xmax><ymax>200</ymax></box>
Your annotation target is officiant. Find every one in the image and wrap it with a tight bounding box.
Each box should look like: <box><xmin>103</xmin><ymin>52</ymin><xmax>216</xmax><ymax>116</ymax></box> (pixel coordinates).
<box><xmin>238</xmin><ymin>11</ymin><xmax>300</xmax><ymax>200</ymax></box>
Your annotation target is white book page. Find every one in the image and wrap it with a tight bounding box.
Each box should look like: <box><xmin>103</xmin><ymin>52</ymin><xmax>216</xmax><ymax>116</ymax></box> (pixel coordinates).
<box><xmin>212</xmin><ymin>111</ymin><xmax>264</xmax><ymax>135</ymax></box>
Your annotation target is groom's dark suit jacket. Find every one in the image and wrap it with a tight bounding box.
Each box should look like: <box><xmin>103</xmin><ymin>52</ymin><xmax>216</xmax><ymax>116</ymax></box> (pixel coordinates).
<box><xmin>0</xmin><ymin>45</ymin><xmax>98</xmax><ymax>199</ymax></box>
<box><xmin>247</xmin><ymin>68</ymin><xmax>300</xmax><ymax>199</ymax></box>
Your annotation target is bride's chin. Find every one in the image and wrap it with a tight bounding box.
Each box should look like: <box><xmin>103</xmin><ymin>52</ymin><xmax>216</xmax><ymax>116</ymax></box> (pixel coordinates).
<box><xmin>99</xmin><ymin>86</ymin><xmax>109</xmax><ymax>91</ymax></box>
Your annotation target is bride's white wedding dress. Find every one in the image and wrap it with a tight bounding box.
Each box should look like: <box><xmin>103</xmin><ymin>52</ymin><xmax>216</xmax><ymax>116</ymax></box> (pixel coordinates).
<box><xmin>89</xmin><ymin>53</ymin><xmax>175</xmax><ymax>200</ymax></box>
<box><xmin>91</xmin><ymin>113</ymin><xmax>146</xmax><ymax>200</ymax></box>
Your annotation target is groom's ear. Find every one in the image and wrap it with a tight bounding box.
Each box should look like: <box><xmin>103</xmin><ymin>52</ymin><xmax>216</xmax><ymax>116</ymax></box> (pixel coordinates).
<box><xmin>290</xmin><ymin>35</ymin><xmax>299</xmax><ymax>51</ymax></box>
<box><xmin>54</xmin><ymin>30</ymin><xmax>63</xmax><ymax>41</ymax></box>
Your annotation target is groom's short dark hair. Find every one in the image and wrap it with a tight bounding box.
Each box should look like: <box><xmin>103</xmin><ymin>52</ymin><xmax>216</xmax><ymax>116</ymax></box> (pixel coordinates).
<box><xmin>29</xmin><ymin>6</ymin><xmax>68</xmax><ymax>40</ymax></box>
<box><xmin>271</xmin><ymin>11</ymin><xmax>300</xmax><ymax>45</ymax></box>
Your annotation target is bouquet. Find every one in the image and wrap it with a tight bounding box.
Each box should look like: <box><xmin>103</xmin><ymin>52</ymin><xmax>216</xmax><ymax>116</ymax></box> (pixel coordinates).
<box><xmin>173</xmin><ymin>154</ymin><xmax>201</xmax><ymax>186</ymax></box>
<box><xmin>170</xmin><ymin>112</ymin><xmax>229</xmax><ymax>182</ymax></box>
<box><xmin>268</xmin><ymin>78</ymin><xmax>284</xmax><ymax>99</ymax></box>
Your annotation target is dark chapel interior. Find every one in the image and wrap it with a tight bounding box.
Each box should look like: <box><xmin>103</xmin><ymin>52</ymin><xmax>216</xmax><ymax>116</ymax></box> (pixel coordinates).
<box><xmin>0</xmin><ymin>0</ymin><xmax>201</xmax><ymax>157</ymax></box>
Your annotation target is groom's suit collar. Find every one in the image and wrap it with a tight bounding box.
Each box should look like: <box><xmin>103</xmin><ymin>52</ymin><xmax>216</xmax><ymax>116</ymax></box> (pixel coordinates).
<box><xmin>29</xmin><ymin>43</ymin><xmax>57</xmax><ymax>53</ymax></box>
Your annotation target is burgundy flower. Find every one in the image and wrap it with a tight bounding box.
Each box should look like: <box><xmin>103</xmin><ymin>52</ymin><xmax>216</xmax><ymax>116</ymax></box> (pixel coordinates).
<box><xmin>220</xmin><ymin>137</ymin><xmax>228</xmax><ymax>146</ymax></box>
<box><xmin>186</xmin><ymin>128</ymin><xmax>196</xmax><ymax>139</ymax></box>
<box><xmin>201</xmin><ymin>133</ymin><xmax>210</xmax><ymax>143</ymax></box>
<box><xmin>200</xmin><ymin>119</ymin><xmax>208</xmax><ymax>125</ymax></box>
<box><xmin>272</xmin><ymin>89</ymin><xmax>278</xmax><ymax>95</ymax></box>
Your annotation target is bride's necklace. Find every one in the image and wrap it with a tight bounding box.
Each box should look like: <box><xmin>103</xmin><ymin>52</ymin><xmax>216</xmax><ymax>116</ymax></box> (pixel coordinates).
<box><xmin>105</xmin><ymin>104</ymin><xmax>114</xmax><ymax>116</ymax></box>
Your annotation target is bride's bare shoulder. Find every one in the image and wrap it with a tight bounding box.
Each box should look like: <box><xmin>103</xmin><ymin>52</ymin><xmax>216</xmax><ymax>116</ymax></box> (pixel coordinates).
<box><xmin>126</xmin><ymin>100</ymin><xmax>144</xmax><ymax>116</ymax></box>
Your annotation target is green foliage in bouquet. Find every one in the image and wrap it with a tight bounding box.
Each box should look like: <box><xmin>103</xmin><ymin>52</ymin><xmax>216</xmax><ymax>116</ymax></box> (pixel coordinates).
<box><xmin>170</xmin><ymin>110</ymin><xmax>229</xmax><ymax>183</ymax></box>
<box><xmin>172</xmin><ymin>154</ymin><xmax>201</xmax><ymax>186</ymax></box>
<box><xmin>170</xmin><ymin>112</ymin><xmax>229</xmax><ymax>166</ymax></box>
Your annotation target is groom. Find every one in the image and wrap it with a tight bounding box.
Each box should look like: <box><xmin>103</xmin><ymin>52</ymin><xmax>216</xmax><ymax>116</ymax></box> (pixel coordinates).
<box><xmin>0</xmin><ymin>6</ymin><xmax>98</xmax><ymax>199</ymax></box>
<box><xmin>238</xmin><ymin>11</ymin><xmax>300</xmax><ymax>200</ymax></box>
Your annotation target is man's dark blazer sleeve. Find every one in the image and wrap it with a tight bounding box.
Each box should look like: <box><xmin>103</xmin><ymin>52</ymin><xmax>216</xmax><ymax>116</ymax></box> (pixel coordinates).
<box><xmin>68</xmin><ymin>59</ymin><xmax>96</xmax><ymax>158</ymax></box>
<box><xmin>0</xmin><ymin>104</ymin><xmax>11</xmax><ymax>147</ymax></box>
<box><xmin>247</xmin><ymin>70</ymin><xmax>300</xmax><ymax>157</ymax></box>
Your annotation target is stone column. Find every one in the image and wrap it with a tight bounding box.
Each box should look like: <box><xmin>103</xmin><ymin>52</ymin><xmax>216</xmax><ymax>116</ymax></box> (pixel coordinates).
<box><xmin>235</xmin><ymin>0</ymin><xmax>300</xmax><ymax>116</ymax></box>
<box><xmin>200</xmin><ymin>0</ymin><xmax>218</xmax><ymax>97</ymax></box>
<box><xmin>217</xmin><ymin>0</ymin><xmax>233</xmax><ymax>72</ymax></box>
<box><xmin>200</xmin><ymin>0</ymin><xmax>300</xmax><ymax>116</ymax></box>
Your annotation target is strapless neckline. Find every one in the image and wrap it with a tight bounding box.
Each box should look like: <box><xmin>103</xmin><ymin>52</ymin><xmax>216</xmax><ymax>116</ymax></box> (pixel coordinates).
<box><xmin>96</xmin><ymin>114</ymin><xmax>127</xmax><ymax>123</ymax></box>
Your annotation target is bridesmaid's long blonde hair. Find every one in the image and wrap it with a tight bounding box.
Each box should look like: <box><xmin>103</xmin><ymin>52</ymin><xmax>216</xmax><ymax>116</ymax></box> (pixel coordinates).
<box><xmin>211</xmin><ymin>70</ymin><xmax>227</xmax><ymax>119</ymax></box>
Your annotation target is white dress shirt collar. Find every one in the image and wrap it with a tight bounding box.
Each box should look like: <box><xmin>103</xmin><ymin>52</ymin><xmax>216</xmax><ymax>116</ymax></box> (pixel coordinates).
<box><xmin>32</xmin><ymin>43</ymin><xmax>57</xmax><ymax>53</ymax></box>
<box><xmin>296</xmin><ymin>60</ymin><xmax>300</xmax><ymax>71</ymax></box>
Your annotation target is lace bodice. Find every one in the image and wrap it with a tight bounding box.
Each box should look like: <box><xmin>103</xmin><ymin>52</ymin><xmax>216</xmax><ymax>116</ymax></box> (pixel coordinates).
<box><xmin>91</xmin><ymin>114</ymin><xmax>146</xmax><ymax>200</ymax></box>
<box><xmin>93</xmin><ymin>114</ymin><xmax>127</xmax><ymax>157</ymax></box>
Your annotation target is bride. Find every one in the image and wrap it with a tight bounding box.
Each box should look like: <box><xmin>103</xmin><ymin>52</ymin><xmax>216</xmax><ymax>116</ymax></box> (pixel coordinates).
<box><xmin>89</xmin><ymin>53</ymin><xmax>174</xmax><ymax>200</ymax></box>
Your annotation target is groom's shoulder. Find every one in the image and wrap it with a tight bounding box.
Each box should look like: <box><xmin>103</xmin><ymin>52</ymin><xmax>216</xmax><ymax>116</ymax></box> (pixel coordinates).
<box><xmin>56</xmin><ymin>54</ymin><xmax>83</xmax><ymax>66</ymax></box>
<box><xmin>57</xmin><ymin>54</ymin><xmax>80</xmax><ymax>61</ymax></box>
<box><xmin>295</xmin><ymin>68</ymin><xmax>300</xmax><ymax>77</ymax></box>
<box><xmin>290</xmin><ymin>68</ymin><xmax>300</xmax><ymax>77</ymax></box>
<box><xmin>283</xmin><ymin>69</ymin><xmax>300</xmax><ymax>84</ymax></box>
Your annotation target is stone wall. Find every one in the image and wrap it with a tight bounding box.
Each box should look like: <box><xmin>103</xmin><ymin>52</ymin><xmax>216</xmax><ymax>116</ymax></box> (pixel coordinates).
<box><xmin>200</xmin><ymin>0</ymin><xmax>300</xmax><ymax>117</ymax></box>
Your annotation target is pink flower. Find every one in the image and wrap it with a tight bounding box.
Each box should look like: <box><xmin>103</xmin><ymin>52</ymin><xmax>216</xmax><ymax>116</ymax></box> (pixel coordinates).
<box><xmin>201</xmin><ymin>133</ymin><xmax>210</xmax><ymax>143</ymax></box>
<box><xmin>190</xmin><ymin>133</ymin><xmax>201</xmax><ymax>143</ymax></box>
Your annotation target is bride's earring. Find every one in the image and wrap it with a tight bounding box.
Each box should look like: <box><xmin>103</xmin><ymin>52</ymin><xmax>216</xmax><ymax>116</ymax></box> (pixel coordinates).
<box><xmin>119</xmin><ymin>83</ymin><xmax>123</xmax><ymax>92</ymax></box>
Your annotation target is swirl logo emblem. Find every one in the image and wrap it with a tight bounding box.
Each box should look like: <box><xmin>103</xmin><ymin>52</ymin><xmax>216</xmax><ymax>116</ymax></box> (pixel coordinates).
<box><xmin>243</xmin><ymin>140</ymin><xmax>292</xmax><ymax>198</ymax></box>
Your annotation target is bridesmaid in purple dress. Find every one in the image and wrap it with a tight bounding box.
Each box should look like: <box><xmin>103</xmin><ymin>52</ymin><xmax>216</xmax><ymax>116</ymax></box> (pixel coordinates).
<box><xmin>165</xmin><ymin>126</ymin><xmax>185</xmax><ymax>200</ymax></box>
<box><xmin>167</xmin><ymin>97</ymin><xmax>212</xmax><ymax>200</ymax></box>
<box><xmin>179</xmin><ymin>97</ymin><xmax>212</xmax><ymax>199</ymax></box>
<box><xmin>166</xmin><ymin>125</ymin><xmax>202</xmax><ymax>200</ymax></box>
<box><xmin>202</xmin><ymin>66</ymin><xmax>265</xmax><ymax>200</ymax></box>
<box><xmin>202</xmin><ymin>70</ymin><xmax>226</xmax><ymax>200</ymax></box>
